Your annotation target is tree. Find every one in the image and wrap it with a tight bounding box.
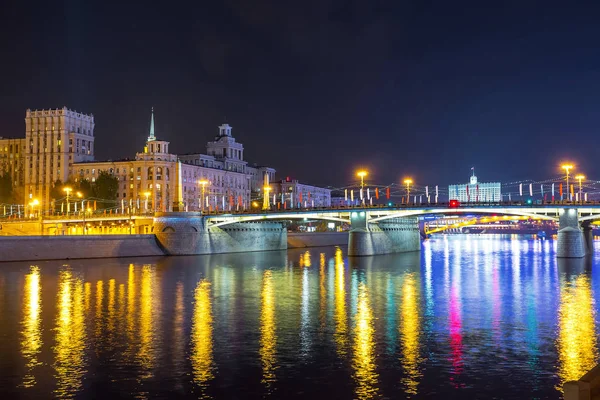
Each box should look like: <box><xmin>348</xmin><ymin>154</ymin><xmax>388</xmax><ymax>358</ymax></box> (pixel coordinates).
<box><xmin>50</xmin><ymin>179</ymin><xmax>64</xmax><ymax>201</ymax></box>
<box><xmin>78</xmin><ymin>178</ymin><xmax>92</xmax><ymax>198</ymax></box>
<box><xmin>0</xmin><ymin>172</ymin><xmax>13</xmax><ymax>203</ymax></box>
<box><xmin>93</xmin><ymin>171</ymin><xmax>119</xmax><ymax>209</ymax></box>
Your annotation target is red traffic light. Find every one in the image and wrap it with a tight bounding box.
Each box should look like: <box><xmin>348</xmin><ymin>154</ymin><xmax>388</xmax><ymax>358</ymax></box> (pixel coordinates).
<box><xmin>449</xmin><ymin>200</ymin><xmax>460</xmax><ymax>208</ymax></box>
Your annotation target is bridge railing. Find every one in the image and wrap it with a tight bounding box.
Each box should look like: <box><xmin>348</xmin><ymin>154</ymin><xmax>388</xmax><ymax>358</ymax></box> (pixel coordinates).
<box><xmin>200</xmin><ymin>200</ymin><xmax>600</xmax><ymax>216</ymax></box>
<box><xmin>4</xmin><ymin>200</ymin><xmax>598</xmax><ymax>222</ymax></box>
<box><xmin>0</xmin><ymin>210</ymin><xmax>155</xmax><ymax>223</ymax></box>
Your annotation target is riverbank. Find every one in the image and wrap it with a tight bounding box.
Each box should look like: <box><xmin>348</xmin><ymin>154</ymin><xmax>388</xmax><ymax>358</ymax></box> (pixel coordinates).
<box><xmin>0</xmin><ymin>235</ymin><xmax>165</xmax><ymax>262</ymax></box>
<box><xmin>0</xmin><ymin>232</ymin><xmax>351</xmax><ymax>262</ymax></box>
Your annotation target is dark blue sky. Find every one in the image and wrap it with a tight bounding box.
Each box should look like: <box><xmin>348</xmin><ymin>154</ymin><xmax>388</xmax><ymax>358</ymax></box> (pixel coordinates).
<box><xmin>2</xmin><ymin>1</ymin><xmax>599</xmax><ymax>188</ymax></box>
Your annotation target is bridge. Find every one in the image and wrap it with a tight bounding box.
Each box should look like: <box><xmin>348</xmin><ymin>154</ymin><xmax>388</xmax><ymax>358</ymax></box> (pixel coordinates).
<box><xmin>149</xmin><ymin>202</ymin><xmax>600</xmax><ymax>258</ymax></box>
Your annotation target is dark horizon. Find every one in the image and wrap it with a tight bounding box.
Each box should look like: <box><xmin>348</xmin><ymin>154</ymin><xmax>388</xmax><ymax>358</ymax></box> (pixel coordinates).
<box><xmin>2</xmin><ymin>1</ymin><xmax>599</xmax><ymax>188</ymax></box>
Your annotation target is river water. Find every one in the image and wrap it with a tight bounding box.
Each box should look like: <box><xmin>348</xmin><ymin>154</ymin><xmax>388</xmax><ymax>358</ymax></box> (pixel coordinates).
<box><xmin>0</xmin><ymin>236</ymin><xmax>598</xmax><ymax>399</ymax></box>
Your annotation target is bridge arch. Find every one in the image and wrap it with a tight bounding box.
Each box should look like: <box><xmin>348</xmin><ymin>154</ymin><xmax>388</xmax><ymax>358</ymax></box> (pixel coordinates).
<box><xmin>578</xmin><ymin>214</ymin><xmax>600</xmax><ymax>223</ymax></box>
<box><xmin>207</xmin><ymin>214</ymin><xmax>349</xmax><ymax>228</ymax></box>
<box><xmin>368</xmin><ymin>208</ymin><xmax>559</xmax><ymax>223</ymax></box>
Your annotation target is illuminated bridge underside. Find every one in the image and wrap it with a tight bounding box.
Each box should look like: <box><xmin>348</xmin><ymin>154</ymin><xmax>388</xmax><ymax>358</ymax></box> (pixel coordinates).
<box><xmin>201</xmin><ymin>205</ymin><xmax>598</xmax><ymax>258</ymax></box>
<box><xmin>203</xmin><ymin>206</ymin><xmax>593</xmax><ymax>227</ymax></box>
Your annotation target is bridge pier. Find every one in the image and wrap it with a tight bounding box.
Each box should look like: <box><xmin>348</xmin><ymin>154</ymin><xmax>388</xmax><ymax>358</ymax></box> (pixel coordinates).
<box><xmin>153</xmin><ymin>212</ymin><xmax>286</xmax><ymax>255</ymax></box>
<box><xmin>348</xmin><ymin>211</ymin><xmax>420</xmax><ymax>256</ymax></box>
<box><xmin>557</xmin><ymin>208</ymin><xmax>586</xmax><ymax>258</ymax></box>
<box><xmin>582</xmin><ymin>222</ymin><xmax>594</xmax><ymax>256</ymax></box>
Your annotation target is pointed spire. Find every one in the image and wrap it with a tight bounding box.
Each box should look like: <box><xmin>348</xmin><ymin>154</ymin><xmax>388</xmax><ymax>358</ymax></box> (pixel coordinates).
<box><xmin>148</xmin><ymin>107</ymin><xmax>156</xmax><ymax>142</ymax></box>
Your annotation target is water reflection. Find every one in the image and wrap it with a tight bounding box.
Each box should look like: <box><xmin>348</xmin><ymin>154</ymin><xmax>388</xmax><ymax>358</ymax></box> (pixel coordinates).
<box><xmin>319</xmin><ymin>253</ymin><xmax>326</xmax><ymax>331</ymax></box>
<box><xmin>260</xmin><ymin>270</ymin><xmax>277</xmax><ymax>391</ymax></box>
<box><xmin>399</xmin><ymin>273</ymin><xmax>422</xmax><ymax>395</ymax></box>
<box><xmin>3</xmin><ymin>239</ymin><xmax>600</xmax><ymax>399</ymax></box>
<box><xmin>557</xmin><ymin>258</ymin><xmax>597</xmax><ymax>389</ymax></box>
<box><xmin>353</xmin><ymin>281</ymin><xmax>378</xmax><ymax>399</ymax></box>
<box><xmin>54</xmin><ymin>269</ymin><xmax>86</xmax><ymax>398</ymax></box>
<box><xmin>20</xmin><ymin>265</ymin><xmax>42</xmax><ymax>387</ymax></box>
<box><xmin>139</xmin><ymin>264</ymin><xmax>159</xmax><ymax>377</ymax></box>
<box><xmin>191</xmin><ymin>280</ymin><xmax>214</xmax><ymax>394</ymax></box>
<box><xmin>173</xmin><ymin>281</ymin><xmax>185</xmax><ymax>389</ymax></box>
<box><xmin>334</xmin><ymin>248</ymin><xmax>348</xmax><ymax>357</ymax></box>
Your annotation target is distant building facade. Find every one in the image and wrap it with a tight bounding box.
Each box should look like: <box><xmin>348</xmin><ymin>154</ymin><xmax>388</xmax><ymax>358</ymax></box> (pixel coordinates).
<box><xmin>0</xmin><ymin>137</ymin><xmax>26</xmax><ymax>200</ymax></box>
<box><xmin>448</xmin><ymin>171</ymin><xmax>501</xmax><ymax>203</ymax></box>
<box><xmin>74</xmin><ymin>113</ymin><xmax>276</xmax><ymax>212</ymax></box>
<box><xmin>270</xmin><ymin>177</ymin><xmax>331</xmax><ymax>208</ymax></box>
<box><xmin>3</xmin><ymin>107</ymin><xmax>337</xmax><ymax>212</ymax></box>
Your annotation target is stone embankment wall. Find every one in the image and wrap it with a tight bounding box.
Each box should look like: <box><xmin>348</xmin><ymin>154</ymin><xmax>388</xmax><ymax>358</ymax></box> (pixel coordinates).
<box><xmin>287</xmin><ymin>232</ymin><xmax>348</xmax><ymax>248</ymax></box>
<box><xmin>348</xmin><ymin>217</ymin><xmax>421</xmax><ymax>256</ymax></box>
<box><xmin>0</xmin><ymin>235</ymin><xmax>164</xmax><ymax>262</ymax></box>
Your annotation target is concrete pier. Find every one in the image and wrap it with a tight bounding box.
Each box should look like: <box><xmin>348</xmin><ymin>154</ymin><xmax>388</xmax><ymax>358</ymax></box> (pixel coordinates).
<box><xmin>348</xmin><ymin>212</ymin><xmax>420</xmax><ymax>256</ymax></box>
<box><xmin>153</xmin><ymin>212</ymin><xmax>287</xmax><ymax>255</ymax></box>
<box><xmin>582</xmin><ymin>222</ymin><xmax>594</xmax><ymax>255</ymax></box>
<box><xmin>557</xmin><ymin>208</ymin><xmax>586</xmax><ymax>258</ymax></box>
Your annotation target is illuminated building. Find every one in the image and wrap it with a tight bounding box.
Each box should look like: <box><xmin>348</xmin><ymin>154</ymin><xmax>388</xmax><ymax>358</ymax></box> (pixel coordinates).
<box><xmin>0</xmin><ymin>136</ymin><xmax>25</xmax><ymax>201</ymax></box>
<box><xmin>3</xmin><ymin>107</ymin><xmax>339</xmax><ymax>212</ymax></box>
<box><xmin>0</xmin><ymin>108</ymin><xmax>94</xmax><ymax>207</ymax></box>
<box><xmin>2</xmin><ymin>108</ymin><xmax>278</xmax><ymax>211</ymax></box>
<box><xmin>448</xmin><ymin>169</ymin><xmax>501</xmax><ymax>203</ymax></box>
<box><xmin>270</xmin><ymin>177</ymin><xmax>331</xmax><ymax>208</ymax></box>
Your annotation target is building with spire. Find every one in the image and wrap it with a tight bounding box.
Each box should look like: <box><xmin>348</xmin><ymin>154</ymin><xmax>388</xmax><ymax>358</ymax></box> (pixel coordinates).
<box><xmin>69</xmin><ymin>108</ymin><xmax>275</xmax><ymax>212</ymax></box>
<box><xmin>1</xmin><ymin>107</ymin><xmax>335</xmax><ymax>213</ymax></box>
<box><xmin>448</xmin><ymin>168</ymin><xmax>501</xmax><ymax>203</ymax></box>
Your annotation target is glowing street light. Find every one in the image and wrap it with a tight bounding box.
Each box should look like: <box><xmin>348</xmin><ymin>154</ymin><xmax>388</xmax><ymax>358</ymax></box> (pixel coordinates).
<box><xmin>198</xmin><ymin>179</ymin><xmax>209</xmax><ymax>211</ymax></box>
<box><xmin>356</xmin><ymin>170</ymin><xmax>368</xmax><ymax>189</ymax></box>
<box><xmin>561</xmin><ymin>164</ymin><xmax>573</xmax><ymax>201</ymax></box>
<box><xmin>63</xmin><ymin>187</ymin><xmax>72</xmax><ymax>215</ymax></box>
<box><xmin>28</xmin><ymin>198</ymin><xmax>39</xmax><ymax>218</ymax></box>
<box><xmin>575</xmin><ymin>174</ymin><xmax>585</xmax><ymax>203</ymax></box>
<box><xmin>404</xmin><ymin>178</ymin><xmax>413</xmax><ymax>204</ymax></box>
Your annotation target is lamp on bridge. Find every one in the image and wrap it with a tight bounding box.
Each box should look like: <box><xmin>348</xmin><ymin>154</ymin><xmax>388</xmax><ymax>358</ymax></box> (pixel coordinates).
<box><xmin>575</xmin><ymin>174</ymin><xmax>585</xmax><ymax>203</ymax></box>
<box><xmin>197</xmin><ymin>180</ymin><xmax>209</xmax><ymax>211</ymax></box>
<box><xmin>561</xmin><ymin>164</ymin><xmax>574</xmax><ymax>201</ymax></box>
<box><xmin>63</xmin><ymin>187</ymin><xmax>72</xmax><ymax>215</ymax></box>
<box><xmin>356</xmin><ymin>170</ymin><xmax>368</xmax><ymax>205</ymax></box>
<box><xmin>356</xmin><ymin>170</ymin><xmax>368</xmax><ymax>189</ymax></box>
<box><xmin>404</xmin><ymin>178</ymin><xmax>413</xmax><ymax>204</ymax></box>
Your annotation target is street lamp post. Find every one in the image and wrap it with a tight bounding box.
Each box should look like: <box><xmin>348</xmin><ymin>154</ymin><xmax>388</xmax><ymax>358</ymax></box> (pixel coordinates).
<box><xmin>357</xmin><ymin>170</ymin><xmax>367</xmax><ymax>205</ymax></box>
<box><xmin>198</xmin><ymin>180</ymin><xmax>208</xmax><ymax>212</ymax></box>
<box><xmin>82</xmin><ymin>207</ymin><xmax>90</xmax><ymax>235</ymax></box>
<box><xmin>63</xmin><ymin>187</ymin><xmax>72</xmax><ymax>215</ymax></box>
<box><xmin>404</xmin><ymin>178</ymin><xmax>413</xmax><ymax>204</ymax></box>
<box><xmin>575</xmin><ymin>174</ymin><xmax>585</xmax><ymax>203</ymax></box>
<box><xmin>561</xmin><ymin>164</ymin><xmax>573</xmax><ymax>201</ymax></box>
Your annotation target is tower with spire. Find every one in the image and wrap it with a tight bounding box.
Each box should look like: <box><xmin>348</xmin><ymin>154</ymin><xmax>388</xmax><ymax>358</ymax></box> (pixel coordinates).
<box><xmin>148</xmin><ymin>107</ymin><xmax>156</xmax><ymax>142</ymax></box>
<box><xmin>136</xmin><ymin>107</ymin><xmax>176</xmax><ymax>162</ymax></box>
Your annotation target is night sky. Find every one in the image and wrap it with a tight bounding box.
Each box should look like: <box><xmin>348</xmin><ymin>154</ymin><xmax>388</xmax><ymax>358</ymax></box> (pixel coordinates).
<box><xmin>2</xmin><ymin>1</ymin><xmax>600</xmax><ymax>188</ymax></box>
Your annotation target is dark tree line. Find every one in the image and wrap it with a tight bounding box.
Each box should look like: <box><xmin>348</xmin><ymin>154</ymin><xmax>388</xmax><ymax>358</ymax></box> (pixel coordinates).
<box><xmin>50</xmin><ymin>171</ymin><xmax>119</xmax><ymax>209</ymax></box>
<box><xmin>0</xmin><ymin>172</ymin><xmax>12</xmax><ymax>203</ymax></box>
